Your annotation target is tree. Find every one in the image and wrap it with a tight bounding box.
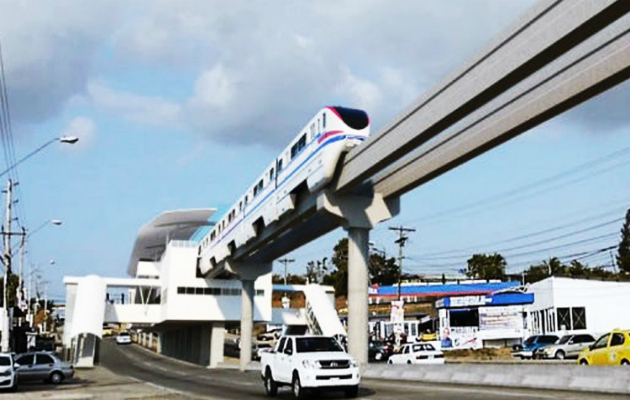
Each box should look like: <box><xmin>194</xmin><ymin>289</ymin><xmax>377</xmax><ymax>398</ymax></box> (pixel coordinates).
<box><xmin>617</xmin><ymin>208</ymin><xmax>630</xmax><ymax>274</ymax></box>
<box><xmin>466</xmin><ymin>253</ymin><xmax>506</xmax><ymax>280</ymax></box>
<box><xmin>368</xmin><ymin>252</ymin><xmax>399</xmax><ymax>286</ymax></box>
<box><xmin>323</xmin><ymin>238</ymin><xmax>401</xmax><ymax>297</ymax></box>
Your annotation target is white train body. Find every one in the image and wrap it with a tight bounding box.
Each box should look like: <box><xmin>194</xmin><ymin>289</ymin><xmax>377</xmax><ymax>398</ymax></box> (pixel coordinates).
<box><xmin>198</xmin><ymin>106</ymin><xmax>370</xmax><ymax>274</ymax></box>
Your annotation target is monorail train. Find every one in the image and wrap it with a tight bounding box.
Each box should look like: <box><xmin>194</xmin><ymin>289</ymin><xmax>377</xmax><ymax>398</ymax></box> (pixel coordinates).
<box><xmin>198</xmin><ymin>106</ymin><xmax>370</xmax><ymax>275</ymax></box>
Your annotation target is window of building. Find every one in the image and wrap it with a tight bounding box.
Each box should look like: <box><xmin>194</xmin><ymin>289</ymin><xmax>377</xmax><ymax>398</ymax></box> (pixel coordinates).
<box><xmin>256</xmin><ymin>290</ymin><xmax>264</xmax><ymax>296</ymax></box>
<box><xmin>610</xmin><ymin>333</ymin><xmax>625</xmax><ymax>347</ymax></box>
<box><xmin>449</xmin><ymin>308</ymin><xmax>478</xmax><ymax>327</ymax></box>
<box><xmin>177</xmin><ymin>287</ymin><xmax>185</xmax><ymax>294</ymax></box>
<box><xmin>556</xmin><ymin>308</ymin><xmax>571</xmax><ymax>330</ymax></box>
<box><xmin>572</xmin><ymin>307</ymin><xmax>586</xmax><ymax>330</ymax></box>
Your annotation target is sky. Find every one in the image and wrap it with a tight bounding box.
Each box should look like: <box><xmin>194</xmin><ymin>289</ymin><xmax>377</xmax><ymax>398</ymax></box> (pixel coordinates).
<box><xmin>0</xmin><ymin>0</ymin><xmax>628</xmax><ymax>301</ymax></box>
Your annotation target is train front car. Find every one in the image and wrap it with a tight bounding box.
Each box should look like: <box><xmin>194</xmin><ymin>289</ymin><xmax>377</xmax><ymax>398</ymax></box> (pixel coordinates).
<box><xmin>306</xmin><ymin>106</ymin><xmax>370</xmax><ymax>191</ymax></box>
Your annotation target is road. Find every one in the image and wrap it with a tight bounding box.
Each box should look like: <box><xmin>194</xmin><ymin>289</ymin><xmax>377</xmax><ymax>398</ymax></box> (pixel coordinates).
<box><xmin>100</xmin><ymin>340</ymin><xmax>626</xmax><ymax>400</ymax></box>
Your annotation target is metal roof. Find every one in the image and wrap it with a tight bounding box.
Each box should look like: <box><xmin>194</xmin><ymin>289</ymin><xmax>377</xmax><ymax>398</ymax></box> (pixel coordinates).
<box><xmin>127</xmin><ymin>209</ymin><xmax>216</xmax><ymax>276</ymax></box>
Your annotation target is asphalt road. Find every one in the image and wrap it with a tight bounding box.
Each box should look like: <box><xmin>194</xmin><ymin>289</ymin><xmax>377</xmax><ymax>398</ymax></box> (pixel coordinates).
<box><xmin>99</xmin><ymin>340</ymin><xmax>627</xmax><ymax>400</ymax></box>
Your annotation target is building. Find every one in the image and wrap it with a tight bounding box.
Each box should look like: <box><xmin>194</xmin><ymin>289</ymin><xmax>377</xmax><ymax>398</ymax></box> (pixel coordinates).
<box><xmin>525</xmin><ymin>277</ymin><xmax>630</xmax><ymax>337</ymax></box>
<box><xmin>435</xmin><ymin>291</ymin><xmax>534</xmax><ymax>349</ymax></box>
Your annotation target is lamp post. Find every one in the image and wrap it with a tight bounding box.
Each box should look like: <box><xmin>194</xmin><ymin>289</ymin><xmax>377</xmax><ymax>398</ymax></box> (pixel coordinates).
<box><xmin>18</xmin><ymin>221</ymin><xmax>63</xmax><ymax>325</ymax></box>
<box><xmin>1</xmin><ymin>135</ymin><xmax>77</xmax><ymax>352</ymax></box>
<box><xmin>0</xmin><ymin>136</ymin><xmax>79</xmax><ymax>180</ymax></box>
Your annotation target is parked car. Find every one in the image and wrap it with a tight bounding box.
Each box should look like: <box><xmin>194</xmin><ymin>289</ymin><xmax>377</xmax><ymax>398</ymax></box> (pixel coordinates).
<box><xmin>512</xmin><ymin>335</ymin><xmax>559</xmax><ymax>359</ymax></box>
<box><xmin>15</xmin><ymin>352</ymin><xmax>74</xmax><ymax>384</ymax></box>
<box><xmin>0</xmin><ymin>352</ymin><xmax>18</xmax><ymax>391</ymax></box>
<box><xmin>116</xmin><ymin>331</ymin><xmax>132</xmax><ymax>345</ymax></box>
<box><xmin>257</xmin><ymin>329</ymin><xmax>282</xmax><ymax>341</ymax></box>
<box><xmin>387</xmin><ymin>343</ymin><xmax>445</xmax><ymax>365</ymax></box>
<box><xmin>578</xmin><ymin>329</ymin><xmax>630</xmax><ymax>366</ymax></box>
<box><xmin>535</xmin><ymin>334</ymin><xmax>595</xmax><ymax>360</ymax></box>
<box><xmin>253</xmin><ymin>342</ymin><xmax>273</xmax><ymax>361</ymax></box>
<box><xmin>369</xmin><ymin>340</ymin><xmax>393</xmax><ymax>362</ymax></box>
<box><xmin>102</xmin><ymin>324</ymin><xmax>114</xmax><ymax>337</ymax></box>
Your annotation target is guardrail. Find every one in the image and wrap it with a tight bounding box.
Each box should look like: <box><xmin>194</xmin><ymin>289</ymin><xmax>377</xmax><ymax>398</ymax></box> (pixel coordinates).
<box><xmin>363</xmin><ymin>363</ymin><xmax>630</xmax><ymax>395</ymax></box>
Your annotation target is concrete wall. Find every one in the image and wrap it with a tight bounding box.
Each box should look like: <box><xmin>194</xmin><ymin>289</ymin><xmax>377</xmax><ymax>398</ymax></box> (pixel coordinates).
<box><xmin>159</xmin><ymin>241</ymin><xmax>272</xmax><ymax>323</ymax></box>
<box><xmin>363</xmin><ymin>363</ymin><xmax>630</xmax><ymax>395</ymax></box>
<box><xmin>160</xmin><ymin>324</ymin><xmax>211</xmax><ymax>366</ymax></box>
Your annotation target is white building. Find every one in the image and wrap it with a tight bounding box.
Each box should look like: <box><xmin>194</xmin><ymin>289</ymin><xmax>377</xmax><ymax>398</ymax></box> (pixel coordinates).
<box><xmin>64</xmin><ymin>209</ymin><xmax>272</xmax><ymax>368</ymax></box>
<box><xmin>525</xmin><ymin>277</ymin><xmax>630</xmax><ymax>337</ymax></box>
<box><xmin>64</xmin><ymin>209</ymin><xmax>341</xmax><ymax>368</ymax></box>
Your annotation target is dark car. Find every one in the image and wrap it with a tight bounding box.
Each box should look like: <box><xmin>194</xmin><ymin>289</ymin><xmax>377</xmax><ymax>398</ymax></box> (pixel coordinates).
<box><xmin>15</xmin><ymin>352</ymin><xmax>74</xmax><ymax>384</ymax></box>
<box><xmin>512</xmin><ymin>335</ymin><xmax>559</xmax><ymax>359</ymax></box>
<box><xmin>369</xmin><ymin>340</ymin><xmax>393</xmax><ymax>362</ymax></box>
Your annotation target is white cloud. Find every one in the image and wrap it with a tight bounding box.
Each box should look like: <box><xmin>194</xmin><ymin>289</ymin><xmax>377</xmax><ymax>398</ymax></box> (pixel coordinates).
<box><xmin>3</xmin><ymin>0</ymin><xmax>626</xmax><ymax>149</ymax></box>
<box><xmin>87</xmin><ymin>82</ymin><xmax>181</xmax><ymax>127</ymax></box>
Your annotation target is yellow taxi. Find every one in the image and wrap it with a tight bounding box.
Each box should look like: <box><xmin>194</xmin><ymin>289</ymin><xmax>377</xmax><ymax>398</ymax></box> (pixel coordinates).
<box><xmin>577</xmin><ymin>329</ymin><xmax>630</xmax><ymax>366</ymax></box>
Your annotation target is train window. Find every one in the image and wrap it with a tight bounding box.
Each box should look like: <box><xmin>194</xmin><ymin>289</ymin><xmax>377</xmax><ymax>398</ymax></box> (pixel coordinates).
<box><xmin>270</xmin><ymin>167</ymin><xmax>274</xmax><ymax>179</ymax></box>
<box><xmin>323</xmin><ymin>112</ymin><xmax>326</xmax><ymax>128</ymax></box>
<box><xmin>239</xmin><ymin>201</ymin><xmax>243</xmax><ymax>211</ymax></box>
<box><xmin>245</xmin><ymin>195</ymin><xmax>249</xmax><ymax>205</ymax></box>
<box><xmin>310</xmin><ymin>123</ymin><xmax>315</xmax><ymax>136</ymax></box>
<box><xmin>290</xmin><ymin>134</ymin><xmax>307</xmax><ymax>159</ymax></box>
<box><xmin>278</xmin><ymin>159</ymin><xmax>283</xmax><ymax>171</ymax></box>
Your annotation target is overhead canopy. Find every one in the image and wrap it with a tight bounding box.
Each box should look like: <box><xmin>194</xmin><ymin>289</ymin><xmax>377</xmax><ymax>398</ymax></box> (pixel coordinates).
<box><xmin>127</xmin><ymin>209</ymin><xmax>216</xmax><ymax>276</ymax></box>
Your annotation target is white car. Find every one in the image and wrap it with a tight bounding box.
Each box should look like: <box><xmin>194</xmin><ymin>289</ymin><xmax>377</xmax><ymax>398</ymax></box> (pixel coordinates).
<box><xmin>387</xmin><ymin>343</ymin><xmax>445</xmax><ymax>365</ymax></box>
<box><xmin>116</xmin><ymin>331</ymin><xmax>132</xmax><ymax>345</ymax></box>
<box><xmin>0</xmin><ymin>353</ymin><xmax>18</xmax><ymax>391</ymax></box>
<box><xmin>260</xmin><ymin>335</ymin><xmax>360</xmax><ymax>398</ymax></box>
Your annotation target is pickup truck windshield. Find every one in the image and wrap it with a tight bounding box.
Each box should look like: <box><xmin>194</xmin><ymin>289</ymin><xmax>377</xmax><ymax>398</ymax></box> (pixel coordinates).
<box><xmin>296</xmin><ymin>337</ymin><xmax>344</xmax><ymax>353</ymax></box>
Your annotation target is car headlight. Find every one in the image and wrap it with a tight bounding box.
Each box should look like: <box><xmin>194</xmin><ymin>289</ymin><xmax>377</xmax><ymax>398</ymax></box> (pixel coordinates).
<box><xmin>302</xmin><ymin>360</ymin><xmax>320</xmax><ymax>369</ymax></box>
<box><xmin>350</xmin><ymin>360</ymin><xmax>358</xmax><ymax>368</ymax></box>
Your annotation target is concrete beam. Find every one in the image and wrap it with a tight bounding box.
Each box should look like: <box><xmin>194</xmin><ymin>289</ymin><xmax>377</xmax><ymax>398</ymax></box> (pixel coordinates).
<box><xmin>374</xmin><ymin>13</ymin><xmax>630</xmax><ymax>198</ymax></box>
<box><xmin>334</xmin><ymin>0</ymin><xmax>630</xmax><ymax>192</ymax></box>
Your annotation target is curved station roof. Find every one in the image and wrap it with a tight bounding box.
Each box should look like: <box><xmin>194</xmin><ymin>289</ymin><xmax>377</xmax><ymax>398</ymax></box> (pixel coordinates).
<box><xmin>127</xmin><ymin>208</ymin><xmax>216</xmax><ymax>276</ymax></box>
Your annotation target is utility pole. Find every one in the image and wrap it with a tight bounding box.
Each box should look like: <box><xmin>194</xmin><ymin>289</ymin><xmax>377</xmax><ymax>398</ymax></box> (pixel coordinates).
<box><xmin>389</xmin><ymin>226</ymin><xmax>416</xmax><ymax>301</ymax></box>
<box><xmin>1</xmin><ymin>180</ymin><xmax>12</xmax><ymax>352</ymax></box>
<box><xmin>278</xmin><ymin>258</ymin><xmax>295</xmax><ymax>285</ymax></box>
<box><xmin>610</xmin><ymin>250</ymin><xmax>617</xmax><ymax>273</ymax></box>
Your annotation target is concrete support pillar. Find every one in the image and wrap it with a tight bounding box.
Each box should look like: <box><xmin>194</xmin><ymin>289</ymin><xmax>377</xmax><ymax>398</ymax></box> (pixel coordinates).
<box><xmin>317</xmin><ymin>189</ymin><xmax>399</xmax><ymax>370</ymax></box>
<box><xmin>240</xmin><ymin>279</ymin><xmax>255</xmax><ymax>371</ymax></box>
<box><xmin>210</xmin><ymin>322</ymin><xmax>225</xmax><ymax>368</ymax></box>
<box><xmin>347</xmin><ymin>227</ymin><xmax>370</xmax><ymax>367</ymax></box>
<box><xmin>149</xmin><ymin>332</ymin><xmax>154</xmax><ymax>350</ymax></box>
<box><xmin>156</xmin><ymin>333</ymin><xmax>162</xmax><ymax>354</ymax></box>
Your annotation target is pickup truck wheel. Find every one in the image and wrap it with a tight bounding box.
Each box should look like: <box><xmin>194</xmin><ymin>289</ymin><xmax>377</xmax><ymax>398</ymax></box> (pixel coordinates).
<box><xmin>344</xmin><ymin>385</ymin><xmax>359</xmax><ymax>398</ymax></box>
<box><xmin>292</xmin><ymin>373</ymin><xmax>305</xmax><ymax>399</ymax></box>
<box><xmin>264</xmin><ymin>369</ymin><xmax>278</xmax><ymax>397</ymax></box>
<box><xmin>555</xmin><ymin>350</ymin><xmax>565</xmax><ymax>360</ymax></box>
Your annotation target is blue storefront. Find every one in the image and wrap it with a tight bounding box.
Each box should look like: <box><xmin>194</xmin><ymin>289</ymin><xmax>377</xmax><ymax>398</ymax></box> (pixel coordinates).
<box><xmin>436</xmin><ymin>292</ymin><xmax>534</xmax><ymax>349</ymax></box>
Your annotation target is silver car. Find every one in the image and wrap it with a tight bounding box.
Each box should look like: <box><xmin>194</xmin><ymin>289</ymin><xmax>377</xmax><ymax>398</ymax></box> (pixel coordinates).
<box><xmin>537</xmin><ymin>334</ymin><xmax>596</xmax><ymax>360</ymax></box>
<box><xmin>15</xmin><ymin>352</ymin><xmax>75</xmax><ymax>384</ymax></box>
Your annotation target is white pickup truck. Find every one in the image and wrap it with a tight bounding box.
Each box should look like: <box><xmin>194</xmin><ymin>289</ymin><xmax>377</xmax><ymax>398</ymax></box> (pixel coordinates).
<box><xmin>260</xmin><ymin>335</ymin><xmax>360</xmax><ymax>399</ymax></box>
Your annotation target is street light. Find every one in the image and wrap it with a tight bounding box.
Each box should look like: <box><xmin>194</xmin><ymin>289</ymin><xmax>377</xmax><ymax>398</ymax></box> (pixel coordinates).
<box><xmin>1</xmin><ymin>135</ymin><xmax>77</xmax><ymax>352</ymax></box>
<box><xmin>0</xmin><ymin>136</ymin><xmax>79</xmax><ymax>179</ymax></box>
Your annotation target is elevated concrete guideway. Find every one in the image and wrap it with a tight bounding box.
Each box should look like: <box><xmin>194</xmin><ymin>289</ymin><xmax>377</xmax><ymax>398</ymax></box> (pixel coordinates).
<box><xmin>211</xmin><ymin>0</ymin><xmax>630</xmax><ymax>370</ymax></box>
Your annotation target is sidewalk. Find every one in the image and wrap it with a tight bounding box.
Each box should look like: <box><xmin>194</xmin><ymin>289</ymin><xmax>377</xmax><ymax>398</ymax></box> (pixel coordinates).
<box><xmin>9</xmin><ymin>366</ymin><xmax>198</xmax><ymax>400</ymax></box>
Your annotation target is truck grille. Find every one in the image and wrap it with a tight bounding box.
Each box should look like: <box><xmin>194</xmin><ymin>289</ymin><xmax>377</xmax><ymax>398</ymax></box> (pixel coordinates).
<box><xmin>319</xmin><ymin>360</ymin><xmax>350</xmax><ymax>369</ymax></box>
<box><xmin>316</xmin><ymin>374</ymin><xmax>352</xmax><ymax>380</ymax></box>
